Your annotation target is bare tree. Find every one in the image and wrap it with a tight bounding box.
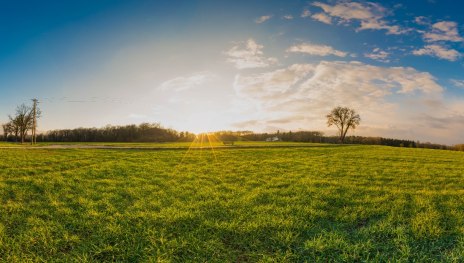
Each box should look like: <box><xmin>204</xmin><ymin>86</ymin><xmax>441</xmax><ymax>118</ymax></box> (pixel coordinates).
<box><xmin>6</xmin><ymin>118</ymin><xmax>20</xmax><ymax>142</ymax></box>
<box><xmin>326</xmin><ymin>106</ymin><xmax>361</xmax><ymax>143</ymax></box>
<box><xmin>2</xmin><ymin>123</ymin><xmax>11</xmax><ymax>141</ymax></box>
<box><xmin>9</xmin><ymin>104</ymin><xmax>33</xmax><ymax>144</ymax></box>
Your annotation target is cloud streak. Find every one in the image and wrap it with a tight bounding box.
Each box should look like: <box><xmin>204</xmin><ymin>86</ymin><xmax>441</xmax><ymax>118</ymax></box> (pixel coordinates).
<box><xmin>301</xmin><ymin>9</ymin><xmax>311</xmax><ymax>18</ymax></box>
<box><xmin>282</xmin><ymin>15</ymin><xmax>294</xmax><ymax>20</ymax></box>
<box><xmin>287</xmin><ymin>43</ymin><xmax>348</xmax><ymax>57</ymax></box>
<box><xmin>255</xmin><ymin>15</ymin><xmax>272</xmax><ymax>24</ymax></box>
<box><xmin>413</xmin><ymin>45</ymin><xmax>461</xmax><ymax>61</ymax></box>
<box><xmin>364</xmin><ymin>48</ymin><xmax>390</xmax><ymax>62</ymax></box>
<box><xmin>158</xmin><ymin>72</ymin><xmax>217</xmax><ymax>92</ymax></box>
<box><xmin>225</xmin><ymin>39</ymin><xmax>278</xmax><ymax>69</ymax></box>
<box><xmin>423</xmin><ymin>21</ymin><xmax>464</xmax><ymax>42</ymax></box>
<box><xmin>311</xmin><ymin>13</ymin><xmax>332</xmax><ymax>24</ymax></box>
<box><xmin>312</xmin><ymin>1</ymin><xmax>406</xmax><ymax>35</ymax></box>
<box><xmin>450</xmin><ymin>79</ymin><xmax>464</xmax><ymax>88</ymax></box>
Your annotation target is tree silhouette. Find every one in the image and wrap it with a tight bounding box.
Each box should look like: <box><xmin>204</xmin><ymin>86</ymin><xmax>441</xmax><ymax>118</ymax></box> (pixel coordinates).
<box><xmin>326</xmin><ymin>106</ymin><xmax>361</xmax><ymax>143</ymax></box>
<box><xmin>9</xmin><ymin>104</ymin><xmax>33</xmax><ymax>144</ymax></box>
<box><xmin>2</xmin><ymin>123</ymin><xmax>13</xmax><ymax>141</ymax></box>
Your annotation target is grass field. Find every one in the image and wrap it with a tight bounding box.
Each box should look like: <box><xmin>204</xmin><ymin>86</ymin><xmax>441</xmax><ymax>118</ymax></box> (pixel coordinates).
<box><xmin>1</xmin><ymin>144</ymin><xmax>464</xmax><ymax>262</ymax></box>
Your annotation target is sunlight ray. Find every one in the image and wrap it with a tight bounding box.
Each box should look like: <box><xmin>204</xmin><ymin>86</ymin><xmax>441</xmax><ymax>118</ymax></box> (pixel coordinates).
<box><xmin>170</xmin><ymin>135</ymin><xmax>199</xmax><ymax>175</ymax></box>
<box><xmin>206</xmin><ymin>133</ymin><xmax>218</xmax><ymax>162</ymax></box>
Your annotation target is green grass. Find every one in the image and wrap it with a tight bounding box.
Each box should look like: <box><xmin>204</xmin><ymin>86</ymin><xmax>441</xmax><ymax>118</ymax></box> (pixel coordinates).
<box><xmin>0</xmin><ymin>144</ymin><xmax>463</xmax><ymax>262</ymax></box>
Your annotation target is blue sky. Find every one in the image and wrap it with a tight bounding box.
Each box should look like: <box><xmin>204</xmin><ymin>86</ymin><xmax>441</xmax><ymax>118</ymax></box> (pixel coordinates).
<box><xmin>1</xmin><ymin>0</ymin><xmax>464</xmax><ymax>144</ymax></box>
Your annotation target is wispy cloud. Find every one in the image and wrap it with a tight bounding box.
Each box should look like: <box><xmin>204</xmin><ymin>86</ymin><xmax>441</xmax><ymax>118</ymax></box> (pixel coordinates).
<box><xmin>225</xmin><ymin>39</ymin><xmax>278</xmax><ymax>69</ymax></box>
<box><xmin>255</xmin><ymin>15</ymin><xmax>273</xmax><ymax>24</ymax></box>
<box><xmin>311</xmin><ymin>13</ymin><xmax>332</xmax><ymax>24</ymax></box>
<box><xmin>282</xmin><ymin>15</ymin><xmax>294</xmax><ymax>20</ymax></box>
<box><xmin>414</xmin><ymin>16</ymin><xmax>430</xmax><ymax>25</ymax></box>
<box><xmin>423</xmin><ymin>21</ymin><xmax>464</xmax><ymax>42</ymax></box>
<box><xmin>450</xmin><ymin>79</ymin><xmax>464</xmax><ymax>88</ymax></box>
<box><xmin>301</xmin><ymin>9</ymin><xmax>311</xmax><ymax>18</ymax></box>
<box><xmin>364</xmin><ymin>48</ymin><xmax>390</xmax><ymax>62</ymax></box>
<box><xmin>413</xmin><ymin>44</ymin><xmax>461</xmax><ymax>61</ymax></box>
<box><xmin>287</xmin><ymin>43</ymin><xmax>348</xmax><ymax>57</ymax></box>
<box><xmin>312</xmin><ymin>1</ymin><xmax>406</xmax><ymax>35</ymax></box>
<box><xmin>234</xmin><ymin>64</ymin><xmax>314</xmax><ymax>99</ymax></box>
<box><xmin>235</xmin><ymin>61</ymin><xmax>441</xmax><ymax>103</ymax></box>
<box><xmin>158</xmin><ymin>72</ymin><xmax>216</xmax><ymax>92</ymax></box>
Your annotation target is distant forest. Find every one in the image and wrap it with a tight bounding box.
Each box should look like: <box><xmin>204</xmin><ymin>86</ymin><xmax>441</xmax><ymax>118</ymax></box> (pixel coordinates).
<box><xmin>2</xmin><ymin>122</ymin><xmax>463</xmax><ymax>151</ymax></box>
<box><xmin>38</xmin><ymin>123</ymin><xmax>195</xmax><ymax>143</ymax></box>
<box><xmin>218</xmin><ymin>130</ymin><xmax>463</xmax><ymax>151</ymax></box>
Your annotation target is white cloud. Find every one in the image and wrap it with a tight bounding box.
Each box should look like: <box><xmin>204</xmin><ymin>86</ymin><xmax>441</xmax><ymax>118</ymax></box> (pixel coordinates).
<box><xmin>282</xmin><ymin>15</ymin><xmax>294</xmax><ymax>20</ymax></box>
<box><xmin>225</xmin><ymin>39</ymin><xmax>278</xmax><ymax>69</ymax></box>
<box><xmin>358</xmin><ymin>20</ymin><xmax>404</xmax><ymax>35</ymax></box>
<box><xmin>412</xmin><ymin>45</ymin><xmax>461</xmax><ymax>61</ymax></box>
<box><xmin>158</xmin><ymin>72</ymin><xmax>216</xmax><ymax>92</ymax></box>
<box><xmin>234</xmin><ymin>61</ymin><xmax>443</xmax><ymax>111</ymax></box>
<box><xmin>312</xmin><ymin>1</ymin><xmax>406</xmax><ymax>35</ymax></box>
<box><xmin>287</xmin><ymin>43</ymin><xmax>348</xmax><ymax>57</ymax></box>
<box><xmin>364</xmin><ymin>48</ymin><xmax>390</xmax><ymax>62</ymax></box>
<box><xmin>423</xmin><ymin>21</ymin><xmax>464</xmax><ymax>42</ymax></box>
<box><xmin>301</xmin><ymin>9</ymin><xmax>311</xmax><ymax>18</ymax></box>
<box><xmin>255</xmin><ymin>15</ymin><xmax>272</xmax><ymax>24</ymax></box>
<box><xmin>232</xmin><ymin>61</ymin><xmax>464</xmax><ymax>144</ymax></box>
<box><xmin>414</xmin><ymin>16</ymin><xmax>430</xmax><ymax>25</ymax></box>
<box><xmin>234</xmin><ymin>64</ymin><xmax>314</xmax><ymax>99</ymax></box>
<box><xmin>312</xmin><ymin>1</ymin><xmax>377</xmax><ymax>21</ymax></box>
<box><xmin>311</xmin><ymin>13</ymin><xmax>332</xmax><ymax>24</ymax></box>
<box><xmin>450</xmin><ymin>79</ymin><xmax>464</xmax><ymax>88</ymax></box>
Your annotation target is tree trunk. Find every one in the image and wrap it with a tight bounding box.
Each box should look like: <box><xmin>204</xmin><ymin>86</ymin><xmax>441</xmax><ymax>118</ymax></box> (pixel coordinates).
<box><xmin>339</xmin><ymin>124</ymin><xmax>345</xmax><ymax>143</ymax></box>
<box><xmin>341</xmin><ymin>125</ymin><xmax>350</xmax><ymax>144</ymax></box>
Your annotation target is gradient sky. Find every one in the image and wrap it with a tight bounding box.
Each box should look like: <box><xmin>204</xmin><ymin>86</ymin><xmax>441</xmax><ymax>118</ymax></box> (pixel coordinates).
<box><xmin>1</xmin><ymin>0</ymin><xmax>464</xmax><ymax>144</ymax></box>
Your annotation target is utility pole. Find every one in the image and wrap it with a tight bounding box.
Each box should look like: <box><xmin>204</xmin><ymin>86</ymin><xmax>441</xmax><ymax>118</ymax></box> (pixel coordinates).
<box><xmin>31</xmin><ymin>98</ymin><xmax>38</xmax><ymax>145</ymax></box>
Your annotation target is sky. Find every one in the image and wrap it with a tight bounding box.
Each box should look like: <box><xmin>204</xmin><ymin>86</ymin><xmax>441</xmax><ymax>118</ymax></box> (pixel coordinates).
<box><xmin>1</xmin><ymin>0</ymin><xmax>464</xmax><ymax>144</ymax></box>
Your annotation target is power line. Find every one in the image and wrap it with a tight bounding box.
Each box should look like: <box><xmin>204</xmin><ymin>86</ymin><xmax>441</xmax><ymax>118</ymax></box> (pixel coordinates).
<box><xmin>38</xmin><ymin>96</ymin><xmax>154</xmax><ymax>106</ymax></box>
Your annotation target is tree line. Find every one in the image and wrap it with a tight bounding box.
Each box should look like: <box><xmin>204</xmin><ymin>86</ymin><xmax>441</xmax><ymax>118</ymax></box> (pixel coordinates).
<box><xmin>38</xmin><ymin>123</ymin><xmax>195</xmax><ymax>143</ymax></box>
<box><xmin>2</xmin><ymin>122</ymin><xmax>462</xmax><ymax>151</ymax></box>
<box><xmin>212</xmin><ymin>130</ymin><xmax>463</xmax><ymax>151</ymax></box>
<box><xmin>214</xmin><ymin>130</ymin><xmax>415</xmax><ymax>146</ymax></box>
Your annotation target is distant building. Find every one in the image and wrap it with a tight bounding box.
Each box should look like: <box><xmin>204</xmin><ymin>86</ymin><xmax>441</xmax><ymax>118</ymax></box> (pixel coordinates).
<box><xmin>265</xmin><ymin>136</ymin><xmax>280</xmax><ymax>142</ymax></box>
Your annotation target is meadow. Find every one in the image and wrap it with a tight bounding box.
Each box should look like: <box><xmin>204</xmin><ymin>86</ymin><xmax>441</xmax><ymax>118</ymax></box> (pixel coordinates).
<box><xmin>0</xmin><ymin>144</ymin><xmax>464</xmax><ymax>262</ymax></box>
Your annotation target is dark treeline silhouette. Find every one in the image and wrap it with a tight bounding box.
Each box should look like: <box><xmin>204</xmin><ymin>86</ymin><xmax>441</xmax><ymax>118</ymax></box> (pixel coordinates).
<box><xmin>210</xmin><ymin>130</ymin><xmax>463</xmax><ymax>151</ymax></box>
<box><xmin>337</xmin><ymin>136</ymin><xmax>417</xmax><ymax>147</ymax></box>
<box><xmin>215</xmin><ymin>130</ymin><xmax>416</xmax><ymax>146</ymax></box>
<box><xmin>36</xmin><ymin>123</ymin><xmax>195</xmax><ymax>143</ymax></box>
<box><xmin>240</xmin><ymin>131</ymin><xmax>324</xmax><ymax>143</ymax></box>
